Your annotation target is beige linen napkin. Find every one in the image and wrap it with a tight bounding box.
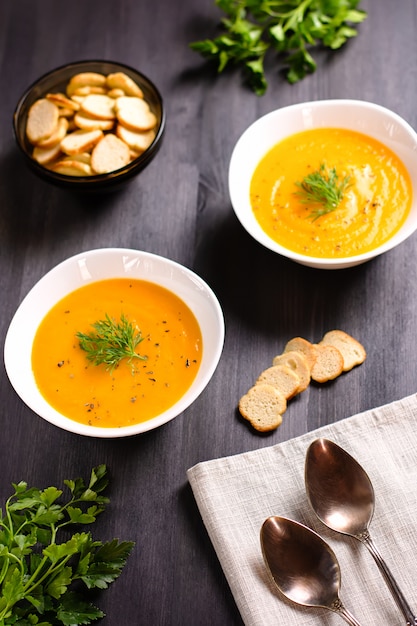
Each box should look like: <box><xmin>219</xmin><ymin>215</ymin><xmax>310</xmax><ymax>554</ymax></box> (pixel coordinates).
<box><xmin>187</xmin><ymin>393</ymin><xmax>417</xmax><ymax>626</ymax></box>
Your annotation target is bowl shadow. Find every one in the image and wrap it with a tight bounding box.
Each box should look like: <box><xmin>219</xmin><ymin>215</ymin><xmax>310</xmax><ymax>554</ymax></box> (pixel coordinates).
<box><xmin>193</xmin><ymin>208</ymin><xmax>376</xmax><ymax>339</ymax></box>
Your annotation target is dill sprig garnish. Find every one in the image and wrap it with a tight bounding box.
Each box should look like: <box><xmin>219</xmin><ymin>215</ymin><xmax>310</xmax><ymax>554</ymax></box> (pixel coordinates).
<box><xmin>76</xmin><ymin>313</ymin><xmax>147</xmax><ymax>372</ymax></box>
<box><xmin>295</xmin><ymin>163</ymin><xmax>351</xmax><ymax>221</ymax></box>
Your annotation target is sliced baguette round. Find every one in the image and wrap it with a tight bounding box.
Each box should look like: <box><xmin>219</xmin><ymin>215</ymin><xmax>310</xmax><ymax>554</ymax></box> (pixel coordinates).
<box><xmin>26</xmin><ymin>98</ymin><xmax>59</xmax><ymax>144</ymax></box>
<box><xmin>36</xmin><ymin>116</ymin><xmax>69</xmax><ymax>149</ymax></box>
<box><xmin>66</xmin><ymin>72</ymin><xmax>107</xmax><ymax>96</ymax></box>
<box><xmin>49</xmin><ymin>159</ymin><xmax>92</xmax><ymax>176</ymax></box>
<box><xmin>284</xmin><ymin>337</ymin><xmax>317</xmax><ymax>372</ymax></box>
<box><xmin>106</xmin><ymin>72</ymin><xmax>144</xmax><ymax>98</ymax></box>
<box><xmin>46</xmin><ymin>92</ymin><xmax>80</xmax><ymax>111</ymax></box>
<box><xmin>239</xmin><ymin>384</ymin><xmax>286</xmax><ymax>432</ymax></box>
<box><xmin>70</xmin><ymin>95</ymin><xmax>87</xmax><ymax>105</ymax></box>
<box><xmin>311</xmin><ymin>344</ymin><xmax>344</xmax><ymax>383</ymax></box>
<box><xmin>256</xmin><ymin>364</ymin><xmax>301</xmax><ymax>400</ymax></box>
<box><xmin>107</xmin><ymin>88</ymin><xmax>126</xmax><ymax>99</ymax></box>
<box><xmin>69</xmin><ymin>152</ymin><xmax>91</xmax><ymax>164</ymax></box>
<box><xmin>72</xmin><ymin>86</ymin><xmax>108</xmax><ymax>96</ymax></box>
<box><xmin>32</xmin><ymin>142</ymin><xmax>62</xmax><ymax>165</ymax></box>
<box><xmin>80</xmin><ymin>94</ymin><xmax>116</xmax><ymax>120</ymax></box>
<box><xmin>272</xmin><ymin>350</ymin><xmax>311</xmax><ymax>392</ymax></box>
<box><xmin>57</xmin><ymin>106</ymin><xmax>77</xmax><ymax>118</ymax></box>
<box><xmin>60</xmin><ymin>129</ymin><xmax>103</xmax><ymax>156</ymax></box>
<box><xmin>116</xmin><ymin>124</ymin><xmax>155</xmax><ymax>152</ymax></box>
<box><xmin>319</xmin><ymin>330</ymin><xmax>366</xmax><ymax>372</ymax></box>
<box><xmin>91</xmin><ymin>133</ymin><xmax>130</xmax><ymax>174</ymax></box>
<box><xmin>115</xmin><ymin>96</ymin><xmax>157</xmax><ymax>131</ymax></box>
<box><xmin>129</xmin><ymin>149</ymin><xmax>141</xmax><ymax>160</ymax></box>
<box><xmin>74</xmin><ymin>111</ymin><xmax>115</xmax><ymax>131</ymax></box>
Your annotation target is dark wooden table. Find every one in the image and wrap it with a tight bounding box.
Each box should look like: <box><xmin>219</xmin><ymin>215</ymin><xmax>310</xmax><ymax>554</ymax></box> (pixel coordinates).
<box><xmin>1</xmin><ymin>1</ymin><xmax>417</xmax><ymax>624</ymax></box>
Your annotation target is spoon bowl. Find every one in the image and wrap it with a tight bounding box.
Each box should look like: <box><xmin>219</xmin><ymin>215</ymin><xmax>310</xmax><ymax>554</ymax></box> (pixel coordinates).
<box><xmin>305</xmin><ymin>438</ymin><xmax>417</xmax><ymax>626</ymax></box>
<box><xmin>260</xmin><ymin>516</ymin><xmax>363</xmax><ymax>625</ymax></box>
<box><xmin>305</xmin><ymin>437</ymin><xmax>375</xmax><ymax>535</ymax></box>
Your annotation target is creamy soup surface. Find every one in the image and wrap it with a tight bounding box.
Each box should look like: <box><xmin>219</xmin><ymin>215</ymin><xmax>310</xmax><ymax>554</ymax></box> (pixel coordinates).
<box><xmin>250</xmin><ymin>128</ymin><xmax>412</xmax><ymax>258</ymax></box>
<box><xmin>31</xmin><ymin>278</ymin><xmax>203</xmax><ymax>428</ymax></box>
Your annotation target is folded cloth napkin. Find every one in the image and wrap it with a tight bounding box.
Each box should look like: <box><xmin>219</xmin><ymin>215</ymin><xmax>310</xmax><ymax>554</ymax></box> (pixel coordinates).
<box><xmin>187</xmin><ymin>393</ymin><xmax>417</xmax><ymax>626</ymax></box>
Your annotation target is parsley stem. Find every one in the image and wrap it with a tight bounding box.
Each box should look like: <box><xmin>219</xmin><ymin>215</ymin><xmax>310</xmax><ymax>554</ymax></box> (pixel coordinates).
<box><xmin>0</xmin><ymin>552</ymin><xmax>21</xmax><ymax>585</ymax></box>
<box><xmin>266</xmin><ymin>0</ymin><xmax>313</xmax><ymax>21</ymax></box>
<box><xmin>23</xmin><ymin>554</ymin><xmax>72</xmax><ymax>595</ymax></box>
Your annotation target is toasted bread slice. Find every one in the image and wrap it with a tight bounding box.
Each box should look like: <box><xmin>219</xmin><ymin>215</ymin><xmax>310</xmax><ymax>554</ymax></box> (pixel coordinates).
<box><xmin>80</xmin><ymin>94</ymin><xmax>116</xmax><ymax>120</ymax></box>
<box><xmin>311</xmin><ymin>344</ymin><xmax>344</xmax><ymax>383</ymax></box>
<box><xmin>256</xmin><ymin>364</ymin><xmax>301</xmax><ymax>400</ymax></box>
<box><xmin>116</xmin><ymin>124</ymin><xmax>155</xmax><ymax>152</ymax></box>
<box><xmin>66</xmin><ymin>72</ymin><xmax>107</xmax><ymax>96</ymax></box>
<box><xmin>70</xmin><ymin>95</ymin><xmax>87</xmax><ymax>105</ymax></box>
<box><xmin>69</xmin><ymin>152</ymin><xmax>91</xmax><ymax>164</ymax></box>
<box><xmin>129</xmin><ymin>149</ymin><xmax>141</xmax><ymax>160</ymax></box>
<box><xmin>319</xmin><ymin>330</ymin><xmax>366</xmax><ymax>372</ymax></box>
<box><xmin>36</xmin><ymin>116</ymin><xmax>69</xmax><ymax>149</ymax></box>
<box><xmin>32</xmin><ymin>143</ymin><xmax>62</xmax><ymax>165</ymax></box>
<box><xmin>91</xmin><ymin>133</ymin><xmax>130</xmax><ymax>174</ymax></box>
<box><xmin>107</xmin><ymin>72</ymin><xmax>143</xmax><ymax>98</ymax></box>
<box><xmin>74</xmin><ymin>111</ymin><xmax>115</xmax><ymax>131</ymax></box>
<box><xmin>60</xmin><ymin>129</ymin><xmax>103</xmax><ymax>155</ymax></box>
<box><xmin>72</xmin><ymin>86</ymin><xmax>108</xmax><ymax>96</ymax></box>
<box><xmin>46</xmin><ymin>92</ymin><xmax>80</xmax><ymax>111</ymax></box>
<box><xmin>115</xmin><ymin>96</ymin><xmax>157</xmax><ymax>131</ymax></box>
<box><xmin>239</xmin><ymin>384</ymin><xmax>286</xmax><ymax>432</ymax></box>
<box><xmin>272</xmin><ymin>350</ymin><xmax>311</xmax><ymax>392</ymax></box>
<box><xmin>57</xmin><ymin>106</ymin><xmax>77</xmax><ymax>118</ymax></box>
<box><xmin>49</xmin><ymin>159</ymin><xmax>92</xmax><ymax>176</ymax></box>
<box><xmin>284</xmin><ymin>337</ymin><xmax>317</xmax><ymax>372</ymax></box>
<box><xmin>26</xmin><ymin>98</ymin><xmax>59</xmax><ymax>144</ymax></box>
<box><xmin>69</xmin><ymin>152</ymin><xmax>91</xmax><ymax>165</ymax></box>
<box><xmin>107</xmin><ymin>88</ymin><xmax>126</xmax><ymax>99</ymax></box>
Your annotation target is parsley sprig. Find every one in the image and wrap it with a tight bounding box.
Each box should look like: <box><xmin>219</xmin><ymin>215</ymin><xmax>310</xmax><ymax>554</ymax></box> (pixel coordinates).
<box><xmin>76</xmin><ymin>313</ymin><xmax>147</xmax><ymax>373</ymax></box>
<box><xmin>295</xmin><ymin>162</ymin><xmax>351</xmax><ymax>221</ymax></box>
<box><xmin>0</xmin><ymin>465</ymin><xmax>134</xmax><ymax>625</ymax></box>
<box><xmin>190</xmin><ymin>0</ymin><xmax>367</xmax><ymax>94</ymax></box>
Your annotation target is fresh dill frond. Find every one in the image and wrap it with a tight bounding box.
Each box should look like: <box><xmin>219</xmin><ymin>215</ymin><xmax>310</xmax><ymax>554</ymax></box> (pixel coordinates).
<box><xmin>295</xmin><ymin>163</ymin><xmax>351</xmax><ymax>221</ymax></box>
<box><xmin>76</xmin><ymin>313</ymin><xmax>147</xmax><ymax>373</ymax></box>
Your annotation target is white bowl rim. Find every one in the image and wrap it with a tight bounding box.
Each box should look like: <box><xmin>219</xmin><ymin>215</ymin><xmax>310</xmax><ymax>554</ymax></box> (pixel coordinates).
<box><xmin>4</xmin><ymin>248</ymin><xmax>225</xmax><ymax>438</ymax></box>
<box><xmin>229</xmin><ymin>98</ymin><xmax>417</xmax><ymax>269</ymax></box>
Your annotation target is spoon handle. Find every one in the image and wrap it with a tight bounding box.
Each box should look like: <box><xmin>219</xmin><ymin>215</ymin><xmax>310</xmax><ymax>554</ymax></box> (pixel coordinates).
<box><xmin>335</xmin><ymin>601</ymin><xmax>364</xmax><ymax>626</ymax></box>
<box><xmin>360</xmin><ymin>533</ymin><xmax>417</xmax><ymax>626</ymax></box>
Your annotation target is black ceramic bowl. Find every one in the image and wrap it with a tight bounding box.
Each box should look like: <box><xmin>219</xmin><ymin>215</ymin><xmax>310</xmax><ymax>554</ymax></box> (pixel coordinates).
<box><xmin>13</xmin><ymin>60</ymin><xmax>165</xmax><ymax>191</ymax></box>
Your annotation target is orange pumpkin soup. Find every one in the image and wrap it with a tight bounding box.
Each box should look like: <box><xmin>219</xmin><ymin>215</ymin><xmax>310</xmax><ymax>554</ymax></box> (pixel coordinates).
<box><xmin>31</xmin><ymin>278</ymin><xmax>202</xmax><ymax>428</ymax></box>
<box><xmin>250</xmin><ymin>128</ymin><xmax>412</xmax><ymax>258</ymax></box>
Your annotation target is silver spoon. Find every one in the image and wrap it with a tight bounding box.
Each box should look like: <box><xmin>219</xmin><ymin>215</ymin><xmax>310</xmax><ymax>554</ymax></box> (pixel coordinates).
<box><xmin>260</xmin><ymin>515</ymin><xmax>364</xmax><ymax>626</ymax></box>
<box><xmin>305</xmin><ymin>438</ymin><xmax>417</xmax><ymax>626</ymax></box>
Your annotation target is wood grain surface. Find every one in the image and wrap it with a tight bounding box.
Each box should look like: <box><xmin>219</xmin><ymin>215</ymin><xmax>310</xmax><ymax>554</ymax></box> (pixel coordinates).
<box><xmin>0</xmin><ymin>1</ymin><xmax>416</xmax><ymax>624</ymax></box>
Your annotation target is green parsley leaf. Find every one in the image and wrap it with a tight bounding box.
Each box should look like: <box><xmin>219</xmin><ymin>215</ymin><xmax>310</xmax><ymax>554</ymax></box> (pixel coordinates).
<box><xmin>57</xmin><ymin>592</ymin><xmax>104</xmax><ymax>626</ymax></box>
<box><xmin>0</xmin><ymin>466</ymin><xmax>134</xmax><ymax>625</ymax></box>
<box><xmin>46</xmin><ymin>566</ymin><xmax>73</xmax><ymax>599</ymax></box>
<box><xmin>190</xmin><ymin>0</ymin><xmax>367</xmax><ymax>94</ymax></box>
